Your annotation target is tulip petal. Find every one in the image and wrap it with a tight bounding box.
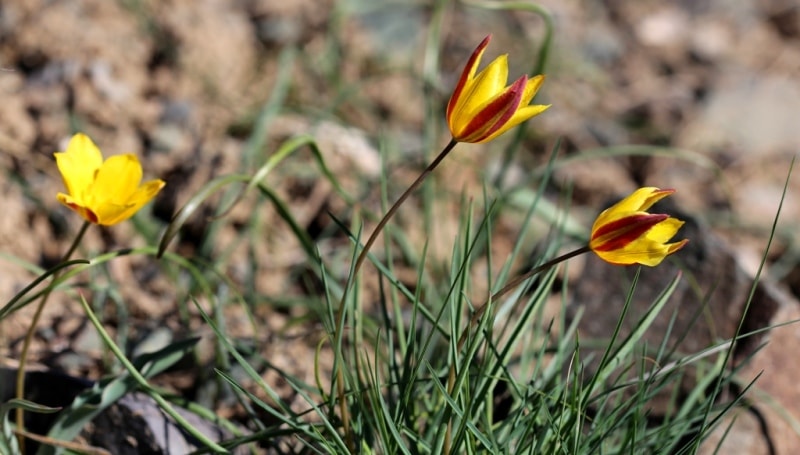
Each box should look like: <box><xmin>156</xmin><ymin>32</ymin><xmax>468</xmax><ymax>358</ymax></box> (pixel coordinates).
<box><xmin>595</xmin><ymin>235</ymin><xmax>688</xmax><ymax>266</ymax></box>
<box><xmin>666</xmin><ymin>239</ymin><xmax>690</xmax><ymax>255</ymax></box>
<box><xmin>91</xmin><ymin>154</ymin><xmax>144</xmax><ymax>206</ymax></box>
<box><xmin>592</xmin><ymin>188</ymin><xmax>674</xmax><ymax>231</ymax></box>
<box><xmin>54</xmin><ymin>134</ymin><xmax>104</xmax><ymax>201</ymax></box>
<box><xmin>450</xmin><ymin>55</ymin><xmax>510</xmax><ymax>134</ymax></box>
<box><xmin>447</xmin><ymin>35</ymin><xmax>491</xmax><ymax>123</ymax></box>
<box><xmin>101</xmin><ymin>179</ymin><xmax>166</xmax><ymax>225</ymax></box>
<box><xmin>461</xmin><ymin>55</ymin><xmax>509</xmax><ymax>115</ymax></box>
<box><xmin>520</xmin><ymin>74</ymin><xmax>546</xmax><ymax>105</ymax></box>
<box><xmin>457</xmin><ymin>76</ymin><xmax>525</xmax><ymax>142</ymax></box>
<box><xmin>590</xmin><ymin>213</ymin><xmax>669</xmax><ymax>252</ymax></box>
<box><xmin>589</xmin><ymin>188</ymin><xmax>687</xmax><ymax>267</ymax></box>
<box><xmin>478</xmin><ymin>103</ymin><xmax>551</xmax><ymax>143</ymax></box>
<box><xmin>645</xmin><ymin>217</ymin><xmax>685</xmax><ymax>243</ymax></box>
<box><xmin>57</xmin><ymin>192</ymin><xmax>99</xmax><ymax>224</ymax></box>
<box><xmin>594</xmin><ymin>240</ymin><xmax>670</xmax><ymax>266</ymax></box>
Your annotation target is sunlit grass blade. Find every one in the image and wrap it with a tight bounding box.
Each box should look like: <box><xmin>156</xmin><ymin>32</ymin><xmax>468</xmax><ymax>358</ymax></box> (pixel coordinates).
<box><xmin>0</xmin><ymin>259</ymin><xmax>89</xmax><ymax>319</ymax></box>
<box><xmin>74</xmin><ymin>295</ymin><xmax>227</xmax><ymax>454</ymax></box>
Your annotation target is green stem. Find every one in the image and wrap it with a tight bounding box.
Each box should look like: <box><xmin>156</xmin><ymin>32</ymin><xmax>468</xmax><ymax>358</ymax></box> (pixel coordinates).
<box><xmin>352</xmin><ymin>138</ymin><xmax>458</xmax><ymax>277</ymax></box>
<box><xmin>458</xmin><ymin>245</ymin><xmax>592</xmax><ymax>351</ymax></box>
<box><xmin>461</xmin><ymin>244</ymin><xmax>591</xmax><ymax>350</ymax></box>
<box><xmin>15</xmin><ymin>220</ymin><xmax>90</xmax><ymax>448</ymax></box>
<box><xmin>333</xmin><ymin>138</ymin><xmax>458</xmax><ymax>444</ymax></box>
<box><xmin>78</xmin><ymin>295</ymin><xmax>228</xmax><ymax>453</ymax></box>
<box><xmin>480</xmin><ymin>245</ymin><xmax>590</xmax><ymax>321</ymax></box>
<box><xmin>444</xmin><ymin>244</ymin><xmax>591</xmax><ymax>452</ymax></box>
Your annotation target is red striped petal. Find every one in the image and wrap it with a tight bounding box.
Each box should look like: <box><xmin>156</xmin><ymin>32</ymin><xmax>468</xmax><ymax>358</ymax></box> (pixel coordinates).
<box><xmin>591</xmin><ymin>213</ymin><xmax>668</xmax><ymax>252</ymax></box>
<box><xmin>458</xmin><ymin>76</ymin><xmax>526</xmax><ymax>142</ymax></box>
<box><xmin>446</xmin><ymin>35</ymin><xmax>491</xmax><ymax>123</ymax></box>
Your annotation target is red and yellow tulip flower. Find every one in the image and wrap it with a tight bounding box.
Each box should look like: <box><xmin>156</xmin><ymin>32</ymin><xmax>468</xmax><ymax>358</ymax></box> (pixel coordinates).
<box><xmin>446</xmin><ymin>35</ymin><xmax>550</xmax><ymax>143</ymax></box>
<box><xmin>589</xmin><ymin>187</ymin><xmax>688</xmax><ymax>266</ymax></box>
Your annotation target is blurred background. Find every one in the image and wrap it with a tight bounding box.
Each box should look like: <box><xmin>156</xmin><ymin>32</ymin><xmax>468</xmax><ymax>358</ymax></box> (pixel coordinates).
<box><xmin>0</xmin><ymin>0</ymin><xmax>799</xmax><ymax>451</ymax></box>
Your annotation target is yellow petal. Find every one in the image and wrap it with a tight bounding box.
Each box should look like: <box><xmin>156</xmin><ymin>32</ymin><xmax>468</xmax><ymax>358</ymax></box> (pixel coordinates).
<box><xmin>477</xmin><ymin>103</ymin><xmax>551</xmax><ymax>143</ymax></box>
<box><xmin>589</xmin><ymin>188</ymin><xmax>687</xmax><ymax>267</ymax></box>
<box><xmin>519</xmin><ymin>75</ymin><xmax>546</xmax><ymax>106</ymax></box>
<box><xmin>592</xmin><ymin>217</ymin><xmax>686</xmax><ymax>266</ymax></box>
<box><xmin>447</xmin><ymin>36</ymin><xmax>490</xmax><ymax>124</ymax></box>
<box><xmin>472</xmin><ymin>55</ymin><xmax>509</xmax><ymax>100</ymax></box>
<box><xmin>54</xmin><ymin>133</ymin><xmax>104</xmax><ymax>200</ymax></box>
<box><xmin>646</xmin><ymin>218</ymin><xmax>684</xmax><ymax>243</ymax></box>
<box><xmin>90</xmin><ymin>202</ymin><xmax>131</xmax><ymax>226</ymax></box>
<box><xmin>85</xmin><ymin>154</ymin><xmax>145</xmax><ymax>225</ymax></box>
<box><xmin>638</xmin><ymin>189</ymin><xmax>675</xmax><ymax>211</ymax></box>
<box><xmin>131</xmin><ymin>179</ymin><xmax>166</xmax><ymax>204</ymax></box>
<box><xmin>446</xmin><ymin>36</ymin><xmax>549</xmax><ymax>143</ymax></box>
<box><xmin>453</xmin><ymin>55</ymin><xmax>508</xmax><ymax>124</ymax></box>
<box><xmin>593</xmin><ymin>238</ymin><xmax>670</xmax><ymax>266</ymax></box>
<box><xmin>666</xmin><ymin>239</ymin><xmax>690</xmax><ymax>255</ymax></box>
<box><xmin>590</xmin><ymin>213</ymin><xmax>668</xmax><ymax>251</ymax></box>
<box><xmin>91</xmin><ymin>154</ymin><xmax>144</xmax><ymax>205</ymax></box>
<box><xmin>593</xmin><ymin>187</ymin><xmax>666</xmax><ymax>230</ymax></box>
<box><xmin>96</xmin><ymin>179</ymin><xmax>165</xmax><ymax>226</ymax></box>
<box><xmin>57</xmin><ymin>192</ymin><xmax>99</xmax><ymax>224</ymax></box>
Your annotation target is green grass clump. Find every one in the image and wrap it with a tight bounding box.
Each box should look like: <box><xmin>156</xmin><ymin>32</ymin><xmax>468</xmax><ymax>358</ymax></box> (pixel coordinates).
<box><xmin>0</xmin><ymin>1</ymin><xmax>785</xmax><ymax>454</ymax></box>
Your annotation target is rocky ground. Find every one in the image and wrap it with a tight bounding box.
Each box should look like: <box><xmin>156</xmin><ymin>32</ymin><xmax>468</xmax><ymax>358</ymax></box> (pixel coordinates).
<box><xmin>1</xmin><ymin>0</ymin><xmax>799</xmax><ymax>452</ymax></box>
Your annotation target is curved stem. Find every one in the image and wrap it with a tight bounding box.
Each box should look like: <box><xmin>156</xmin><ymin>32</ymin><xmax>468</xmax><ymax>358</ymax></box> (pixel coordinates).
<box><xmin>443</xmin><ymin>244</ymin><xmax>591</xmax><ymax>452</ymax></box>
<box><xmin>333</xmin><ymin>138</ymin><xmax>458</xmax><ymax>445</ymax></box>
<box><xmin>15</xmin><ymin>220</ymin><xmax>91</xmax><ymax>449</ymax></box>
<box><xmin>459</xmin><ymin>244</ymin><xmax>591</xmax><ymax>351</ymax></box>
<box><xmin>352</xmin><ymin>138</ymin><xmax>458</xmax><ymax>277</ymax></box>
<box><xmin>488</xmin><ymin>246</ymin><xmax>588</xmax><ymax>313</ymax></box>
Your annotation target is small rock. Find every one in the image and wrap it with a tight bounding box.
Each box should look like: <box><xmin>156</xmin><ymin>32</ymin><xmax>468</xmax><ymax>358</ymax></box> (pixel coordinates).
<box><xmin>737</xmin><ymin>303</ymin><xmax>800</xmax><ymax>454</ymax></box>
<box><xmin>132</xmin><ymin>327</ymin><xmax>174</xmax><ymax>359</ymax></box>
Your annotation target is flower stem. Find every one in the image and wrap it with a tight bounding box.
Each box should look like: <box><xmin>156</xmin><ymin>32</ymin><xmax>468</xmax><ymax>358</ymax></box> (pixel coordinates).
<box><xmin>466</xmin><ymin>244</ymin><xmax>591</xmax><ymax>338</ymax></box>
<box><xmin>15</xmin><ymin>220</ymin><xmax>91</xmax><ymax>449</ymax></box>
<box><xmin>333</xmin><ymin>138</ymin><xmax>458</xmax><ymax>447</ymax></box>
<box><xmin>443</xmin><ymin>244</ymin><xmax>591</xmax><ymax>452</ymax></box>
<box><xmin>458</xmin><ymin>244</ymin><xmax>591</xmax><ymax>355</ymax></box>
<box><xmin>352</xmin><ymin>138</ymin><xmax>458</xmax><ymax>277</ymax></box>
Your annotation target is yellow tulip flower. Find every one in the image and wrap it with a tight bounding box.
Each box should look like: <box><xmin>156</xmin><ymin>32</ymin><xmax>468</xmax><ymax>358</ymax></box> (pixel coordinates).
<box><xmin>446</xmin><ymin>35</ymin><xmax>550</xmax><ymax>143</ymax></box>
<box><xmin>589</xmin><ymin>187</ymin><xmax>688</xmax><ymax>266</ymax></box>
<box><xmin>55</xmin><ymin>133</ymin><xmax>165</xmax><ymax>225</ymax></box>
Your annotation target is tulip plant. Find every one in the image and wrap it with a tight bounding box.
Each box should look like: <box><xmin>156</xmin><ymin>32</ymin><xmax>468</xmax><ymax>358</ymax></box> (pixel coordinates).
<box><xmin>14</xmin><ymin>133</ymin><xmax>165</xmax><ymax>449</ymax></box>
<box><xmin>334</xmin><ymin>35</ymin><xmax>689</xmax><ymax>450</ymax></box>
<box><xmin>7</xmin><ymin>14</ymin><xmax>769</xmax><ymax>455</ymax></box>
